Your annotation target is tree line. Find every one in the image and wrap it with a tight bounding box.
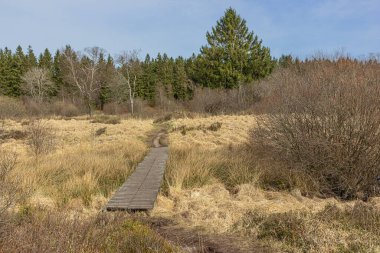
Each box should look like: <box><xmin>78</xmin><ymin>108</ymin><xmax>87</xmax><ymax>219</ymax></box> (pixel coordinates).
<box><xmin>0</xmin><ymin>8</ymin><xmax>283</xmax><ymax>115</ymax></box>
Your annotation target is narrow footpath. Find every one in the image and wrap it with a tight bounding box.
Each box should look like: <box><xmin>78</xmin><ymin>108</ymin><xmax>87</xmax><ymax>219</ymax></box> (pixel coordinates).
<box><xmin>105</xmin><ymin>133</ymin><xmax>168</xmax><ymax>211</ymax></box>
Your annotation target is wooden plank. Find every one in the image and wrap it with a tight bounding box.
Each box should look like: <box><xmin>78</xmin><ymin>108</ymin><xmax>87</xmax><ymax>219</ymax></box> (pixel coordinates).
<box><xmin>105</xmin><ymin>146</ymin><xmax>168</xmax><ymax>211</ymax></box>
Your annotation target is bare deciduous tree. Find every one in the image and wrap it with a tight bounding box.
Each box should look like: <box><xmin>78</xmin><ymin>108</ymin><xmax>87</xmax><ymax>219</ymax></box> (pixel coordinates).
<box><xmin>22</xmin><ymin>67</ymin><xmax>54</xmax><ymax>102</ymax></box>
<box><xmin>61</xmin><ymin>46</ymin><xmax>105</xmax><ymax>116</ymax></box>
<box><xmin>116</xmin><ymin>50</ymin><xmax>141</xmax><ymax>115</ymax></box>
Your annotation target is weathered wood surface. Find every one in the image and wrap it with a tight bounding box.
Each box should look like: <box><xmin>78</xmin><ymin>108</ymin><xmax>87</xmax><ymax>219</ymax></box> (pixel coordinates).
<box><xmin>106</xmin><ymin>146</ymin><xmax>168</xmax><ymax>211</ymax></box>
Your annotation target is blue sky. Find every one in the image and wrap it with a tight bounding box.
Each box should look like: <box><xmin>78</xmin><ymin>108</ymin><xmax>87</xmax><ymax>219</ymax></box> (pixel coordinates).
<box><xmin>0</xmin><ymin>0</ymin><xmax>379</xmax><ymax>59</ymax></box>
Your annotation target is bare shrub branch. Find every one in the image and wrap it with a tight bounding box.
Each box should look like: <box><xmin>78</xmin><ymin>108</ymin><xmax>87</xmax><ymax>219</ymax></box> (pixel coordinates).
<box><xmin>0</xmin><ymin>150</ymin><xmax>28</xmax><ymax>234</ymax></box>
<box><xmin>251</xmin><ymin>59</ymin><xmax>380</xmax><ymax>199</ymax></box>
<box><xmin>27</xmin><ymin>120</ymin><xmax>55</xmax><ymax>156</ymax></box>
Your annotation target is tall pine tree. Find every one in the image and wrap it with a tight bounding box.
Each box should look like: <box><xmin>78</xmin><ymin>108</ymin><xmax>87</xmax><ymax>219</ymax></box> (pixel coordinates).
<box><xmin>0</xmin><ymin>47</ymin><xmax>24</xmax><ymax>96</ymax></box>
<box><xmin>51</xmin><ymin>50</ymin><xmax>64</xmax><ymax>96</ymax></box>
<box><xmin>26</xmin><ymin>45</ymin><xmax>37</xmax><ymax>69</ymax></box>
<box><xmin>38</xmin><ymin>48</ymin><xmax>53</xmax><ymax>70</ymax></box>
<box><xmin>196</xmin><ymin>8</ymin><xmax>274</xmax><ymax>88</ymax></box>
<box><xmin>173</xmin><ymin>57</ymin><xmax>192</xmax><ymax>100</ymax></box>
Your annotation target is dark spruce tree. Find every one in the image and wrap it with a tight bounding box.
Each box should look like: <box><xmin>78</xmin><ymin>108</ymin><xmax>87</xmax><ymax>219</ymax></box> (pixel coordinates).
<box><xmin>173</xmin><ymin>57</ymin><xmax>192</xmax><ymax>100</ymax></box>
<box><xmin>196</xmin><ymin>7</ymin><xmax>274</xmax><ymax>88</ymax></box>
<box><xmin>38</xmin><ymin>48</ymin><xmax>53</xmax><ymax>70</ymax></box>
<box><xmin>98</xmin><ymin>54</ymin><xmax>115</xmax><ymax>110</ymax></box>
<box><xmin>138</xmin><ymin>54</ymin><xmax>156</xmax><ymax>102</ymax></box>
<box><xmin>0</xmin><ymin>47</ymin><xmax>24</xmax><ymax>96</ymax></box>
<box><xmin>15</xmin><ymin>45</ymin><xmax>27</xmax><ymax>72</ymax></box>
<box><xmin>26</xmin><ymin>45</ymin><xmax>38</xmax><ymax>69</ymax></box>
<box><xmin>51</xmin><ymin>50</ymin><xmax>64</xmax><ymax>95</ymax></box>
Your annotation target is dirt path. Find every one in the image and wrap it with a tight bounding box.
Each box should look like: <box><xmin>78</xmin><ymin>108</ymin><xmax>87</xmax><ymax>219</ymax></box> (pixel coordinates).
<box><xmin>136</xmin><ymin>217</ymin><xmax>272</xmax><ymax>253</ymax></box>
<box><xmin>130</xmin><ymin>130</ymin><xmax>270</xmax><ymax>252</ymax></box>
<box><xmin>153</xmin><ymin>132</ymin><xmax>165</xmax><ymax>147</ymax></box>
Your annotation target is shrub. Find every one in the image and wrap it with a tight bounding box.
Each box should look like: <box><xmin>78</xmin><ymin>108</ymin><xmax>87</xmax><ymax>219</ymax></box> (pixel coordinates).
<box><xmin>103</xmin><ymin>102</ymin><xmax>129</xmax><ymax>115</ymax></box>
<box><xmin>103</xmin><ymin>219</ymin><xmax>177</xmax><ymax>252</ymax></box>
<box><xmin>187</xmin><ymin>85</ymin><xmax>260</xmax><ymax>114</ymax></box>
<box><xmin>1</xmin><ymin>211</ymin><xmax>178</xmax><ymax>252</ymax></box>
<box><xmin>235</xmin><ymin>203</ymin><xmax>380</xmax><ymax>252</ymax></box>
<box><xmin>238</xmin><ymin>210</ymin><xmax>314</xmax><ymax>250</ymax></box>
<box><xmin>170</xmin><ymin>122</ymin><xmax>222</xmax><ymax>135</ymax></box>
<box><xmin>23</xmin><ymin>98</ymin><xmax>48</xmax><ymax>116</ymax></box>
<box><xmin>27</xmin><ymin>120</ymin><xmax>55</xmax><ymax>156</ymax></box>
<box><xmin>0</xmin><ymin>150</ymin><xmax>25</xmax><ymax>233</ymax></box>
<box><xmin>95</xmin><ymin>127</ymin><xmax>107</xmax><ymax>136</ymax></box>
<box><xmin>251</xmin><ymin>59</ymin><xmax>380</xmax><ymax>199</ymax></box>
<box><xmin>318</xmin><ymin>202</ymin><xmax>380</xmax><ymax>236</ymax></box>
<box><xmin>0</xmin><ymin>151</ymin><xmax>18</xmax><ymax>216</ymax></box>
<box><xmin>207</xmin><ymin>122</ymin><xmax>222</xmax><ymax>131</ymax></box>
<box><xmin>164</xmin><ymin>145</ymin><xmax>258</xmax><ymax>191</ymax></box>
<box><xmin>51</xmin><ymin>100</ymin><xmax>81</xmax><ymax>117</ymax></box>
<box><xmin>0</xmin><ymin>128</ymin><xmax>28</xmax><ymax>141</ymax></box>
<box><xmin>0</xmin><ymin>96</ymin><xmax>26</xmax><ymax>118</ymax></box>
<box><xmin>90</xmin><ymin>115</ymin><xmax>121</xmax><ymax>124</ymax></box>
<box><xmin>153</xmin><ymin>113</ymin><xmax>173</xmax><ymax>124</ymax></box>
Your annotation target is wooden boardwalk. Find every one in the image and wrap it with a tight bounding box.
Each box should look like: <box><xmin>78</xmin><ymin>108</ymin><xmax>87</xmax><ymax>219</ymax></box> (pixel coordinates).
<box><xmin>106</xmin><ymin>146</ymin><xmax>168</xmax><ymax>211</ymax></box>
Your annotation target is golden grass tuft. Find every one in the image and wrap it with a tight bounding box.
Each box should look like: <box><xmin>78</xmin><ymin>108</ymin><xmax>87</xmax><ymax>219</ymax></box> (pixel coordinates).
<box><xmin>1</xmin><ymin>117</ymin><xmax>153</xmax><ymax>211</ymax></box>
<box><xmin>3</xmin><ymin>113</ymin><xmax>380</xmax><ymax>252</ymax></box>
<box><xmin>168</xmin><ymin>115</ymin><xmax>257</xmax><ymax>148</ymax></box>
<box><xmin>153</xmin><ymin>114</ymin><xmax>380</xmax><ymax>251</ymax></box>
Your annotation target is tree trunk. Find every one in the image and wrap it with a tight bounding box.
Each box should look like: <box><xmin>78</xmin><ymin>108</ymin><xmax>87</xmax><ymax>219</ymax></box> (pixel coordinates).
<box><xmin>86</xmin><ymin>98</ymin><xmax>92</xmax><ymax>117</ymax></box>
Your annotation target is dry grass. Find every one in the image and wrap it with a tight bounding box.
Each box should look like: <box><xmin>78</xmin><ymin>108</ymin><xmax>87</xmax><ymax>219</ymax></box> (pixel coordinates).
<box><xmin>2</xmin><ymin>112</ymin><xmax>380</xmax><ymax>252</ymax></box>
<box><xmin>1</xmin><ymin>209</ymin><xmax>178</xmax><ymax>252</ymax></box>
<box><xmin>168</xmin><ymin>115</ymin><xmax>257</xmax><ymax>148</ymax></box>
<box><xmin>234</xmin><ymin>202</ymin><xmax>380</xmax><ymax>252</ymax></box>
<box><xmin>0</xmin><ymin>117</ymin><xmax>153</xmax><ymax>211</ymax></box>
<box><xmin>153</xmin><ymin>114</ymin><xmax>380</xmax><ymax>252</ymax></box>
<box><xmin>0</xmin><ymin>116</ymin><xmax>180</xmax><ymax>252</ymax></box>
<box><xmin>251</xmin><ymin>60</ymin><xmax>380</xmax><ymax>199</ymax></box>
<box><xmin>162</xmin><ymin>115</ymin><xmax>259</xmax><ymax>192</ymax></box>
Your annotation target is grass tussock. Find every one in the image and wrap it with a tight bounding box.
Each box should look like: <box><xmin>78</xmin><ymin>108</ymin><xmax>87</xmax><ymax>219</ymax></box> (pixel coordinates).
<box><xmin>0</xmin><ymin>96</ymin><xmax>84</xmax><ymax>118</ymax></box>
<box><xmin>168</xmin><ymin>115</ymin><xmax>257</xmax><ymax>148</ymax></box>
<box><xmin>0</xmin><ymin>96</ymin><xmax>27</xmax><ymax>118</ymax></box>
<box><xmin>164</xmin><ymin>145</ymin><xmax>257</xmax><ymax>191</ymax></box>
<box><xmin>0</xmin><ymin>149</ymin><xmax>26</xmax><ymax>226</ymax></box>
<box><xmin>1</xmin><ymin>118</ymin><xmax>153</xmax><ymax>210</ymax></box>
<box><xmin>27</xmin><ymin>120</ymin><xmax>56</xmax><ymax>156</ymax></box>
<box><xmin>154</xmin><ymin>113</ymin><xmax>380</xmax><ymax>252</ymax></box>
<box><xmin>1</xmin><ymin>209</ymin><xmax>178</xmax><ymax>252</ymax></box>
<box><xmin>163</xmin><ymin>113</ymin><xmax>329</xmax><ymax>199</ymax></box>
<box><xmin>234</xmin><ymin>202</ymin><xmax>380</xmax><ymax>252</ymax></box>
<box><xmin>90</xmin><ymin>115</ymin><xmax>121</xmax><ymax>124</ymax></box>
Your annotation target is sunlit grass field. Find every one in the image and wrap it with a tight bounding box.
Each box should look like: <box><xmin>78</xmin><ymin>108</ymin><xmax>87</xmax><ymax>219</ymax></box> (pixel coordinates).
<box><xmin>1</xmin><ymin>114</ymin><xmax>380</xmax><ymax>252</ymax></box>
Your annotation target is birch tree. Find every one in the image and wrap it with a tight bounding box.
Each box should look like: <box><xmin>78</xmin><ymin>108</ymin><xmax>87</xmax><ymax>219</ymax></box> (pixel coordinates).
<box><xmin>61</xmin><ymin>46</ymin><xmax>104</xmax><ymax>116</ymax></box>
<box><xmin>116</xmin><ymin>50</ymin><xmax>141</xmax><ymax>115</ymax></box>
<box><xmin>22</xmin><ymin>67</ymin><xmax>54</xmax><ymax>102</ymax></box>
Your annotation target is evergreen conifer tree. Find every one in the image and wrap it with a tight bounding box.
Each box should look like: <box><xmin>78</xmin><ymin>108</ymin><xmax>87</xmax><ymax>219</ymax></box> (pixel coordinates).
<box><xmin>173</xmin><ymin>57</ymin><xmax>191</xmax><ymax>100</ymax></box>
<box><xmin>0</xmin><ymin>47</ymin><xmax>24</xmax><ymax>96</ymax></box>
<box><xmin>138</xmin><ymin>54</ymin><xmax>156</xmax><ymax>102</ymax></box>
<box><xmin>51</xmin><ymin>50</ymin><xmax>64</xmax><ymax>95</ymax></box>
<box><xmin>98</xmin><ymin>54</ymin><xmax>114</xmax><ymax>109</ymax></box>
<box><xmin>196</xmin><ymin>8</ymin><xmax>274</xmax><ymax>88</ymax></box>
<box><xmin>26</xmin><ymin>45</ymin><xmax>37</xmax><ymax>69</ymax></box>
<box><xmin>38</xmin><ymin>48</ymin><xmax>53</xmax><ymax>70</ymax></box>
